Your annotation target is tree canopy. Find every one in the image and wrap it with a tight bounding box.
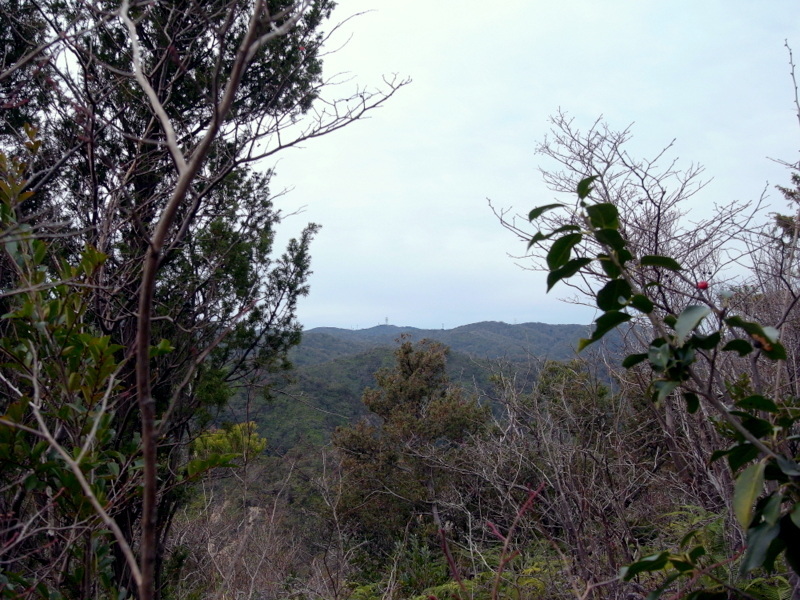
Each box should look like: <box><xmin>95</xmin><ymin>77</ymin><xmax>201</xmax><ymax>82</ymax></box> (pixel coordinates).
<box><xmin>0</xmin><ymin>1</ymin><xmax>405</xmax><ymax>597</ymax></box>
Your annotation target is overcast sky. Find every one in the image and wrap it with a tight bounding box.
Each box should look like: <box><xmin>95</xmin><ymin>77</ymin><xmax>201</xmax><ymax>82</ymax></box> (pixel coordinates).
<box><xmin>272</xmin><ymin>1</ymin><xmax>800</xmax><ymax>331</ymax></box>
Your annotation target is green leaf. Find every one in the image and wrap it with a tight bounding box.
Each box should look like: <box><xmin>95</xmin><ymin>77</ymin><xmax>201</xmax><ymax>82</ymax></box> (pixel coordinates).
<box><xmin>577</xmin><ymin>176</ymin><xmax>598</xmax><ymax>199</ymax></box>
<box><xmin>783</xmin><ymin>511</ymin><xmax>800</xmax><ymax>576</ymax></box>
<box><xmin>710</xmin><ymin>449</ymin><xmax>730</xmax><ymax>463</ymax></box>
<box><xmin>736</xmin><ymin>395</ymin><xmax>778</xmax><ymax>413</ymax></box>
<box><xmin>733</xmin><ymin>413</ymin><xmax>774</xmax><ymax>439</ymax></box>
<box><xmin>724</xmin><ymin>318</ymin><xmax>787</xmax><ymax>359</ymax></box>
<box><xmin>741</xmin><ymin>521</ymin><xmax>781</xmax><ymax>573</ymax></box>
<box><xmin>648</xmin><ymin>342</ymin><xmax>671</xmax><ymax>371</ymax></box>
<box><xmin>186</xmin><ymin>458</ymin><xmax>204</xmax><ymax>477</ymax></box>
<box><xmin>546</xmin><ymin>258</ymin><xmax>592</xmax><ymax>291</ymax></box>
<box><xmin>791</xmin><ymin>504</ymin><xmax>800</xmax><ymax>529</ymax></box>
<box><xmin>617</xmin><ymin>247</ymin><xmax>634</xmax><ymax>266</ymax></box>
<box><xmin>762</xmin><ymin>532</ymin><xmax>787</xmax><ymax>573</ymax></box>
<box><xmin>586</xmin><ymin>203</ymin><xmax>619</xmax><ymax>230</ymax></box>
<box><xmin>763</xmin><ymin>341</ymin><xmax>787</xmax><ymax>361</ymax></box>
<box><xmin>688</xmin><ymin>545</ymin><xmax>706</xmax><ymax>561</ymax></box>
<box><xmin>552</xmin><ymin>224</ymin><xmax>582</xmax><ymax>235</ymax></box>
<box><xmin>674</xmin><ymin>305</ymin><xmax>711</xmax><ymax>346</ymax></box>
<box><xmin>526</xmin><ymin>224</ymin><xmax>581</xmax><ymax>249</ymax></box>
<box><xmin>622</xmin><ymin>353</ymin><xmax>648</xmax><ymax>368</ymax></box>
<box><xmin>734</xmin><ymin>461</ymin><xmax>765</xmax><ymax>528</ymax></box>
<box><xmin>640</xmin><ymin>255</ymin><xmax>683</xmax><ymax>271</ymax></box>
<box><xmin>527</xmin><ymin>232</ymin><xmax>548</xmax><ymax>248</ymax></box>
<box><xmin>652</xmin><ymin>380</ymin><xmax>679</xmax><ymax>404</ymax></box>
<box><xmin>3</xmin><ymin>398</ymin><xmax>30</xmax><ymax>424</ymax></box>
<box><xmin>547</xmin><ymin>233</ymin><xmax>583</xmax><ymax>270</ymax></box>
<box><xmin>32</xmin><ymin>239</ymin><xmax>47</xmax><ymax>265</ymax></box>
<box><xmin>149</xmin><ymin>338</ymin><xmax>175</xmax><ymax>358</ymax></box>
<box><xmin>762</xmin><ymin>493</ymin><xmax>784</xmax><ymax>526</ymax></box>
<box><xmin>24</xmin><ymin>473</ymin><xmax>41</xmax><ymax>491</ymax></box>
<box><xmin>777</xmin><ymin>457</ymin><xmax>800</xmax><ymax>477</ymax></box>
<box><xmin>594</xmin><ymin>228</ymin><xmax>626</xmax><ymax>252</ymax></box>
<box><xmin>726</xmin><ymin>316</ymin><xmax>764</xmax><ymax>336</ymax></box>
<box><xmin>597</xmin><ymin>253</ymin><xmax>621</xmax><ymax>278</ymax></box>
<box><xmin>528</xmin><ymin>203</ymin><xmax>565</xmax><ymax>221</ymax></box>
<box><xmin>67</xmin><ymin>372</ymin><xmax>81</xmax><ymax>392</ymax></box>
<box><xmin>668</xmin><ymin>558</ymin><xmax>692</xmax><ymax>574</ymax></box>
<box><xmin>597</xmin><ymin>279</ymin><xmax>632</xmax><ymax>311</ymax></box>
<box><xmin>683</xmin><ymin>392</ymin><xmax>699</xmax><ymax>414</ymax></box>
<box><xmin>691</xmin><ymin>332</ymin><xmax>721</xmax><ymax>350</ymax></box>
<box><xmin>722</xmin><ymin>339</ymin><xmax>753</xmax><ymax>356</ymax></box>
<box><xmin>629</xmin><ymin>294</ymin><xmax>654</xmax><ymax>313</ymax></box>
<box><xmin>620</xmin><ymin>551</ymin><xmax>670</xmax><ymax>580</ymax></box>
<box><xmin>723</xmin><ymin>444</ymin><xmax>759</xmax><ymax>472</ymax></box>
<box><xmin>578</xmin><ymin>311</ymin><xmax>632</xmax><ymax>350</ymax></box>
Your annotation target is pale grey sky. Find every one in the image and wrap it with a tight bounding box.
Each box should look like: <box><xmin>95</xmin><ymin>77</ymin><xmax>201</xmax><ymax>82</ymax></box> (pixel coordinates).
<box><xmin>273</xmin><ymin>1</ymin><xmax>800</xmax><ymax>330</ymax></box>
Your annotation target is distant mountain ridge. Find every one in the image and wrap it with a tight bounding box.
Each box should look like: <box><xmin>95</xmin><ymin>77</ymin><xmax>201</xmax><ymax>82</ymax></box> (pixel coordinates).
<box><xmin>233</xmin><ymin>320</ymin><xmax>617</xmax><ymax>451</ymax></box>
<box><xmin>291</xmin><ymin>320</ymin><xmax>595</xmax><ymax>366</ymax></box>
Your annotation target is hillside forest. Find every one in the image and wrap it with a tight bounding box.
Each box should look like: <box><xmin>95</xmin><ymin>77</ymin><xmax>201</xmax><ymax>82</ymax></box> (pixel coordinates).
<box><xmin>2</xmin><ymin>2</ymin><xmax>800</xmax><ymax>600</ymax></box>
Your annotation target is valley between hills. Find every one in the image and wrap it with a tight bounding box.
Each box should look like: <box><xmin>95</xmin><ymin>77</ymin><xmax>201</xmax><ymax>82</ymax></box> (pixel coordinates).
<box><xmin>225</xmin><ymin>321</ymin><xmax>615</xmax><ymax>450</ymax></box>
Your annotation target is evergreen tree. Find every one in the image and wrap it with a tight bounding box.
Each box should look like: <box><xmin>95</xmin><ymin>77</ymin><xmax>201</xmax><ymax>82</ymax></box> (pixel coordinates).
<box><xmin>0</xmin><ymin>1</ymin><xmax>405</xmax><ymax>597</ymax></box>
<box><xmin>333</xmin><ymin>339</ymin><xmax>489</xmax><ymax>554</ymax></box>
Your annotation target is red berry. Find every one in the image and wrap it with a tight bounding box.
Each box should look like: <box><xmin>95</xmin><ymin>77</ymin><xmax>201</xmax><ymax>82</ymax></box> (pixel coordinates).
<box><xmin>696</xmin><ymin>281</ymin><xmax>709</xmax><ymax>290</ymax></box>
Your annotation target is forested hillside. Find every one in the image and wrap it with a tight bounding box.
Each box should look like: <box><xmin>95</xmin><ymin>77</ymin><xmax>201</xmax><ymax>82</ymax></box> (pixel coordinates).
<box><xmin>293</xmin><ymin>321</ymin><xmax>599</xmax><ymax>365</ymax></box>
<box><xmin>227</xmin><ymin>321</ymin><xmax>605</xmax><ymax>450</ymax></box>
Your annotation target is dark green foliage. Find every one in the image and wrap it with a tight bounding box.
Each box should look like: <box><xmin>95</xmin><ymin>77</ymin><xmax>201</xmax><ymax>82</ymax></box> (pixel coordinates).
<box><xmin>295</xmin><ymin>320</ymin><xmax>614</xmax><ymax>364</ymax></box>
<box><xmin>242</xmin><ymin>321</ymin><xmax>604</xmax><ymax>451</ymax></box>
<box><xmin>239</xmin><ymin>346</ymin><xmax>397</xmax><ymax>450</ymax></box>
<box><xmin>0</xmin><ymin>0</ymin><xmax>337</xmax><ymax>594</ymax></box>
<box><xmin>0</xmin><ymin>2</ymin><xmax>53</xmax><ymax>135</ymax></box>
<box><xmin>332</xmin><ymin>339</ymin><xmax>490</xmax><ymax>554</ymax></box>
<box><xmin>0</xmin><ymin>137</ymin><xmax>132</xmax><ymax>598</ymax></box>
<box><xmin>530</xmin><ymin>176</ymin><xmax>800</xmax><ymax>598</ymax></box>
<box><xmin>393</xmin><ymin>536</ymin><xmax>450</xmax><ymax>596</ymax></box>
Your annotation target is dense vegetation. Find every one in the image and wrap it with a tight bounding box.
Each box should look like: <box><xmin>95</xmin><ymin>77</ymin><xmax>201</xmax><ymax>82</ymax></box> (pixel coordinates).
<box><xmin>231</xmin><ymin>321</ymin><xmax>599</xmax><ymax>450</ymax></box>
<box><xmin>1</xmin><ymin>2</ymin><xmax>800</xmax><ymax>600</ymax></box>
<box><xmin>0</xmin><ymin>1</ymin><xmax>403</xmax><ymax>597</ymax></box>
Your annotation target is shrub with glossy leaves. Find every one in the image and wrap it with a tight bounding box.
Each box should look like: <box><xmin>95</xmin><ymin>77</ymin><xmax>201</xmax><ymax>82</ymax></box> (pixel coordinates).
<box><xmin>528</xmin><ymin>176</ymin><xmax>800</xmax><ymax>599</ymax></box>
